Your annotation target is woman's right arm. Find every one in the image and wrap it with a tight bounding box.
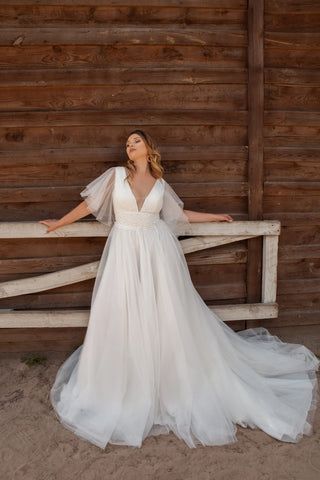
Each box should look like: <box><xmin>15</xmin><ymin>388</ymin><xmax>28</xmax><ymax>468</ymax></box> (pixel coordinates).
<box><xmin>39</xmin><ymin>200</ymin><xmax>91</xmax><ymax>233</ymax></box>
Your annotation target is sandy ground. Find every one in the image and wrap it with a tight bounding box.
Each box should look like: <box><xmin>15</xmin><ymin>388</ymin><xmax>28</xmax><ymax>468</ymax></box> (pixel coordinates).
<box><xmin>1</xmin><ymin>351</ymin><xmax>320</xmax><ymax>480</ymax></box>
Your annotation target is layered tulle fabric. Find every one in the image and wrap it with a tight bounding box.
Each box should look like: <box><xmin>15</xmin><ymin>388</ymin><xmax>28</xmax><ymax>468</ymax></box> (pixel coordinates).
<box><xmin>80</xmin><ymin>166</ymin><xmax>116</xmax><ymax>234</ymax></box>
<box><xmin>50</xmin><ymin>165</ymin><xmax>319</xmax><ymax>449</ymax></box>
<box><xmin>160</xmin><ymin>179</ymin><xmax>191</xmax><ymax>236</ymax></box>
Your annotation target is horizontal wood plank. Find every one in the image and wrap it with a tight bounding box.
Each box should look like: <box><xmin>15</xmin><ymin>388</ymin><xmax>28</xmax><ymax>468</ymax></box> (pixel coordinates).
<box><xmin>0</xmin><ymin>27</ymin><xmax>247</xmax><ymax>47</ymax></box>
<box><xmin>265</xmin><ymin>68</ymin><xmax>320</xmax><ymax>86</ymax></box>
<box><xmin>0</xmin><ymin>220</ymin><xmax>281</xmax><ymax>238</ymax></box>
<box><xmin>0</xmin><ymin>5</ymin><xmax>247</xmax><ymax>27</ymax></box>
<box><xmin>0</xmin><ymin>85</ymin><xmax>247</xmax><ymax>112</ymax></box>
<box><xmin>0</xmin><ymin>110</ymin><xmax>248</xmax><ymax>127</ymax></box>
<box><xmin>0</xmin><ymin>45</ymin><xmax>246</xmax><ymax>69</ymax></box>
<box><xmin>266</xmin><ymin>1</ymin><xmax>320</xmax><ymax>14</ymax></box>
<box><xmin>0</xmin><ymin>67</ymin><xmax>248</xmax><ymax>87</ymax></box>
<box><xmin>0</xmin><ymin>303</ymin><xmax>278</xmax><ymax>328</ymax></box>
<box><xmin>0</xmin><ymin>182</ymin><xmax>248</xmax><ymax>203</ymax></box>
<box><xmin>0</xmin><ymin>0</ymin><xmax>247</xmax><ymax>6</ymax></box>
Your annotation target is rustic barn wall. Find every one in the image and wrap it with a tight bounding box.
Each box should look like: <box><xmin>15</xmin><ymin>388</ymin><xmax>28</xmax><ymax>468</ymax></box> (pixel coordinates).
<box><xmin>1</xmin><ymin>1</ymin><xmax>319</xmax><ymax>354</ymax></box>
<box><xmin>247</xmin><ymin>0</ymin><xmax>320</xmax><ymax>355</ymax></box>
<box><xmin>0</xmin><ymin>1</ymin><xmax>250</xmax><ymax>352</ymax></box>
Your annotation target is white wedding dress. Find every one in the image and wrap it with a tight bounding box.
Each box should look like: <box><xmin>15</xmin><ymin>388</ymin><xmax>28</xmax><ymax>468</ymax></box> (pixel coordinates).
<box><xmin>50</xmin><ymin>165</ymin><xmax>319</xmax><ymax>449</ymax></box>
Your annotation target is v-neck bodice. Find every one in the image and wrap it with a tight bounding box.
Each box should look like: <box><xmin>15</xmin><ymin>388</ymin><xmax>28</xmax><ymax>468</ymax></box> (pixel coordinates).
<box><xmin>112</xmin><ymin>166</ymin><xmax>165</xmax><ymax>226</ymax></box>
<box><xmin>122</xmin><ymin>166</ymin><xmax>160</xmax><ymax>212</ymax></box>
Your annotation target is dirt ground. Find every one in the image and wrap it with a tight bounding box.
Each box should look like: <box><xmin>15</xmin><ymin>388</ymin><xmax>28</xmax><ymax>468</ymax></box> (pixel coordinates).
<box><xmin>1</xmin><ymin>351</ymin><xmax>320</xmax><ymax>480</ymax></box>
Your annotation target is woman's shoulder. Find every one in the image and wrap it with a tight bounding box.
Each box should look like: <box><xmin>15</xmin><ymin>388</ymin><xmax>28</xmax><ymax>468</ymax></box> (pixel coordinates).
<box><xmin>104</xmin><ymin>165</ymin><xmax>123</xmax><ymax>175</ymax></box>
<box><xmin>109</xmin><ymin>165</ymin><xmax>122</xmax><ymax>170</ymax></box>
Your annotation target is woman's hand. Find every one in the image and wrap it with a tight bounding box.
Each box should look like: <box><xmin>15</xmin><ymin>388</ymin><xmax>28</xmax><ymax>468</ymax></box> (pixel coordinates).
<box><xmin>213</xmin><ymin>214</ymin><xmax>234</xmax><ymax>223</ymax></box>
<box><xmin>38</xmin><ymin>219</ymin><xmax>62</xmax><ymax>233</ymax></box>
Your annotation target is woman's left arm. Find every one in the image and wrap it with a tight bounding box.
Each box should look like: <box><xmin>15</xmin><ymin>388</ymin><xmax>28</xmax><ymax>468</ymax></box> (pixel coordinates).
<box><xmin>183</xmin><ymin>209</ymin><xmax>234</xmax><ymax>223</ymax></box>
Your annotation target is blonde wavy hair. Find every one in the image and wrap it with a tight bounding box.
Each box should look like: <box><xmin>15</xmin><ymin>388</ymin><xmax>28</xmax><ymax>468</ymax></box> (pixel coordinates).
<box><xmin>124</xmin><ymin>129</ymin><xmax>164</xmax><ymax>183</ymax></box>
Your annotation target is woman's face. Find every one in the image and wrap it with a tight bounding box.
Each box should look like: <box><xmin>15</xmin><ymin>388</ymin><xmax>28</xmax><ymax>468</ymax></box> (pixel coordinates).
<box><xmin>126</xmin><ymin>134</ymin><xmax>148</xmax><ymax>160</ymax></box>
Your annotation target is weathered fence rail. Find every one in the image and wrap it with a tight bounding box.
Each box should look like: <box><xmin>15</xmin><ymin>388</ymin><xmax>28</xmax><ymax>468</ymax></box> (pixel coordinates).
<box><xmin>0</xmin><ymin>220</ymin><xmax>280</xmax><ymax>328</ymax></box>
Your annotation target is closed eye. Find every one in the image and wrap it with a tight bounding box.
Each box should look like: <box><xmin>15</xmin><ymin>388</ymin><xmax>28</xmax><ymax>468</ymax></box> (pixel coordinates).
<box><xmin>126</xmin><ymin>139</ymin><xmax>140</xmax><ymax>147</ymax></box>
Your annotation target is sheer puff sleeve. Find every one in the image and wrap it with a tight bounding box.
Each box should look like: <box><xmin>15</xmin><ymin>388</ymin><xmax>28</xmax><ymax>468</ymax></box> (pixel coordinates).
<box><xmin>80</xmin><ymin>166</ymin><xmax>116</xmax><ymax>232</ymax></box>
<box><xmin>160</xmin><ymin>179</ymin><xmax>191</xmax><ymax>236</ymax></box>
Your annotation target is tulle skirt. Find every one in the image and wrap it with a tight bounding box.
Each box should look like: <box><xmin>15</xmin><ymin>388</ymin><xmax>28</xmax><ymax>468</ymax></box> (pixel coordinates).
<box><xmin>50</xmin><ymin>218</ymin><xmax>320</xmax><ymax>449</ymax></box>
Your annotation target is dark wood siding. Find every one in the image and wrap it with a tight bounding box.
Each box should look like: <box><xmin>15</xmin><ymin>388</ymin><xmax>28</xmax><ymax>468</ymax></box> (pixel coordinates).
<box><xmin>247</xmin><ymin>0</ymin><xmax>320</xmax><ymax>355</ymax></box>
<box><xmin>1</xmin><ymin>1</ymin><xmax>319</xmax><ymax>354</ymax></box>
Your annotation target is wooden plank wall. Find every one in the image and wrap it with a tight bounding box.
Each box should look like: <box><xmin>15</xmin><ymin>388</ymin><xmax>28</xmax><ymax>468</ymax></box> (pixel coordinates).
<box><xmin>247</xmin><ymin>0</ymin><xmax>320</xmax><ymax>355</ymax></box>
<box><xmin>0</xmin><ymin>1</ymin><xmax>319</xmax><ymax>354</ymax></box>
<box><xmin>0</xmin><ymin>1</ymin><xmax>249</xmax><ymax>352</ymax></box>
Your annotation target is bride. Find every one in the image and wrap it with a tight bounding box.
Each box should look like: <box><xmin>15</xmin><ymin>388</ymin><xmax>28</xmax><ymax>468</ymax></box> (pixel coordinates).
<box><xmin>39</xmin><ymin>129</ymin><xmax>319</xmax><ymax>449</ymax></box>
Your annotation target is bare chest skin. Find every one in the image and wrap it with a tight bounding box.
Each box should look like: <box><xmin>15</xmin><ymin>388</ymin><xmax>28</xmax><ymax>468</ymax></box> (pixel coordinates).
<box><xmin>124</xmin><ymin>167</ymin><xmax>159</xmax><ymax>211</ymax></box>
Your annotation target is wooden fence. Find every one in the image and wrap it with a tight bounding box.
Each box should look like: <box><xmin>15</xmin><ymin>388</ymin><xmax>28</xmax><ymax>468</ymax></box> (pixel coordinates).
<box><xmin>0</xmin><ymin>219</ymin><xmax>280</xmax><ymax>328</ymax></box>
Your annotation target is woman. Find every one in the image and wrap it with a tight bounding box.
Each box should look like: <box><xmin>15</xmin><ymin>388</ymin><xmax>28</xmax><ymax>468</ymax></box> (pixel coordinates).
<box><xmin>40</xmin><ymin>129</ymin><xmax>319</xmax><ymax>449</ymax></box>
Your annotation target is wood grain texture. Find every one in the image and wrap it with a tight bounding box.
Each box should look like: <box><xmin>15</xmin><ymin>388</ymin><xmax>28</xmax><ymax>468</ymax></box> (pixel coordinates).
<box><xmin>262</xmin><ymin>0</ymin><xmax>320</xmax><ymax>351</ymax></box>
<box><xmin>2</xmin><ymin>0</ymin><xmax>319</xmax><ymax>352</ymax></box>
<box><xmin>246</xmin><ymin>0</ymin><xmax>264</xmax><ymax>319</ymax></box>
<box><xmin>0</xmin><ymin>4</ymin><xmax>247</xmax><ymax>27</ymax></box>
